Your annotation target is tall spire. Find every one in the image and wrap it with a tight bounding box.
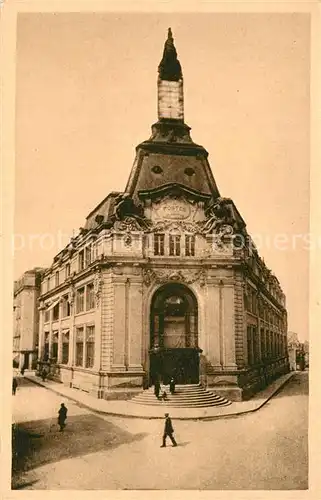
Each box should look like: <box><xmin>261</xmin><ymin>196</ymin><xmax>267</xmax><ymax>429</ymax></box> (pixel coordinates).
<box><xmin>157</xmin><ymin>28</ymin><xmax>184</xmax><ymax>121</ymax></box>
<box><xmin>158</xmin><ymin>28</ymin><xmax>182</xmax><ymax>81</ymax></box>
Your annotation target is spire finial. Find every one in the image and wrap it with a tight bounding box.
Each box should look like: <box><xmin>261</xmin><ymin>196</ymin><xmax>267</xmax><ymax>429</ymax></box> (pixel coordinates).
<box><xmin>158</xmin><ymin>28</ymin><xmax>182</xmax><ymax>81</ymax></box>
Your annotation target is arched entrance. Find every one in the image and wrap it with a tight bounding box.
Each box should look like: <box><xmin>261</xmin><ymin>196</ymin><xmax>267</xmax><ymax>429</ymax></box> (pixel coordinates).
<box><xmin>150</xmin><ymin>283</ymin><xmax>199</xmax><ymax>385</ymax></box>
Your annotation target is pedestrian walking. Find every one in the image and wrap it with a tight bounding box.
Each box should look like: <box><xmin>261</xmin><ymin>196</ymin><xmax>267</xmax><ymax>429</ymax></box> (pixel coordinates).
<box><xmin>12</xmin><ymin>377</ymin><xmax>18</xmax><ymax>395</ymax></box>
<box><xmin>154</xmin><ymin>378</ymin><xmax>160</xmax><ymax>399</ymax></box>
<box><xmin>169</xmin><ymin>377</ymin><xmax>176</xmax><ymax>395</ymax></box>
<box><xmin>20</xmin><ymin>367</ymin><xmax>25</xmax><ymax>376</ymax></box>
<box><xmin>160</xmin><ymin>413</ymin><xmax>177</xmax><ymax>447</ymax></box>
<box><xmin>41</xmin><ymin>368</ymin><xmax>47</xmax><ymax>382</ymax></box>
<box><xmin>57</xmin><ymin>403</ymin><xmax>68</xmax><ymax>432</ymax></box>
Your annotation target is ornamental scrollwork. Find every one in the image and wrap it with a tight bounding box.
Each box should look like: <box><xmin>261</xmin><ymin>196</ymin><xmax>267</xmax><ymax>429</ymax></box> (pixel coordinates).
<box><xmin>143</xmin><ymin>268</ymin><xmax>206</xmax><ymax>287</ymax></box>
<box><xmin>94</xmin><ymin>270</ymin><xmax>104</xmax><ymax>306</ymax></box>
<box><xmin>150</xmin><ymin>220</ymin><xmax>200</xmax><ymax>234</ymax></box>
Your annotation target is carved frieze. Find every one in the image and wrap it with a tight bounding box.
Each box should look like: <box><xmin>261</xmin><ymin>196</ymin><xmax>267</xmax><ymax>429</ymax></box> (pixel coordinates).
<box><xmin>150</xmin><ymin>220</ymin><xmax>200</xmax><ymax>234</ymax></box>
<box><xmin>143</xmin><ymin>268</ymin><xmax>206</xmax><ymax>287</ymax></box>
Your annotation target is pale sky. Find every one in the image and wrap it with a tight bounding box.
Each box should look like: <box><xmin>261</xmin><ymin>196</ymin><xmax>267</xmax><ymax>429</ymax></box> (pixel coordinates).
<box><xmin>14</xmin><ymin>12</ymin><xmax>310</xmax><ymax>338</ymax></box>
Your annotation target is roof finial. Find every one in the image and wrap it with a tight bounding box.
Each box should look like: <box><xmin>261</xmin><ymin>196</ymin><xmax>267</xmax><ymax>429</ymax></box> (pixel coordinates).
<box><xmin>158</xmin><ymin>28</ymin><xmax>182</xmax><ymax>81</ymax></box>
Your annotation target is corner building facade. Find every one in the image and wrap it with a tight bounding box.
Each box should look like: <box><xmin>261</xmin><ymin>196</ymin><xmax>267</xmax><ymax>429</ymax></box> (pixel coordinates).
<box><xmin>38</xmin><ymin>30</ymin><xmax>289</xmax><ymax>401</ymax></box>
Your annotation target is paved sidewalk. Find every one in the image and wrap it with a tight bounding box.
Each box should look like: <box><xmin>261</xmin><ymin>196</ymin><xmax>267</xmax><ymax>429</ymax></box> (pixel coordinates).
<box><xmin>23</xmin><ymin>372</ymin><xmax>295</xmax><ymax>420</ymax></box>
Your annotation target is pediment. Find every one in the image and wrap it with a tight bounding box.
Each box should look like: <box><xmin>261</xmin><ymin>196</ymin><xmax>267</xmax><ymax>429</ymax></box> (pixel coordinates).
<box><xmin>139</xmin><ymin>183</ymin><xmax>210</xmax><ymax>225</ymax></box>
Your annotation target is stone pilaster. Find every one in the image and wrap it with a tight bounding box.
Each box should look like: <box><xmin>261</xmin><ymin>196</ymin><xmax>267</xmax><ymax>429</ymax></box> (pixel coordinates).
<box><xmin>112</xmin><ymin>277</ymin><xmax>127</xmax><ymax>370</ymax></box>
<box><xmin>234</xmin><ymin>271</ymin><xmax>245</xmax><ymax>368</ymax></box>
<box><xmin>128</xmin><ymin>278</ymin><xmax>144</xmax><ymax>370</ymax></box>
<box><xmin>205</xmin><ymin>281</ymin><xmax>221</xmax><ymax>370</ymax></box>
<box><xmin>222</xmin><ymin>283</ymin><xmax>237</xmax><ymax>370</ymax></box>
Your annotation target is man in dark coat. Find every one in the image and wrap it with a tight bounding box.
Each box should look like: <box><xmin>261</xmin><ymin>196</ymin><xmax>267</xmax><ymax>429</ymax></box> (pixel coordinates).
<box><xmin>160</xmin><ymin>413</ymin><xmax>177</xmax><ymax>447</ymax></box>
<box><xmin>154</xmin><ymin>378</ymin><xmax>161</xmax><ymax>399</ymax></box>
<box><xmin>169</xmin><ymin>377</ymin><xmax>176</xmax><ymax>395</ymax></box>
<box><xmin>12</xmin><ymin>377</ymin><xmax>18</xmax><ymax>395</ymax></box>
<box><xmin>57</xmin><ymin>403</ymin><xmax>68</xmax><ymax>431</ymax></box>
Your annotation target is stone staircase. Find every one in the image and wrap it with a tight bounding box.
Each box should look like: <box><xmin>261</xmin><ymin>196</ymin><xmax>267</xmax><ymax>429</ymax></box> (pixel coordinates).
<box><xmin>130</xmin><ymin>384</ymin><xmax>232</xmax><ymax>408</ymax></box>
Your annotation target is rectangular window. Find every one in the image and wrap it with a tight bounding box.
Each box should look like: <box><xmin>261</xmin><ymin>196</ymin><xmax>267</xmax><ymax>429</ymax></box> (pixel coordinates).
<box><xmin>85</xmin><ymin>325</ymin><xmax>95</xmax><ymax>368</ymax></box>
<box><xmin>86</xmin><ymin>283</ymin><xmax>95</xmax><ymax>310</ymax></box>
<box><xmin>44</xmin><ymin>333</ymin><xmax>50</xmax><ymax>361</ymax></box>
<box><xmin>55</xmin><ymin>271</ymin><xmax>59</xmax><ymax>287</ymax></box>
<box><xmin>79</xmin><ymin>250</ymin><xmax>84</xmax><ymax>271</ymax></box>
<box><xmin>47</xmin><ymin>278</ymin><xmax>50</xmax><ymax>292</ymax></box>
<box><xmin>154</xmin><ymin>234</ymin><xmax>165</xmax><ymax>256</ymax></box>
<box><xmin>52</xmin><ymin>303</ymin><xmax>60</xmax><ymax>321</ymax></box>
<box><xmin>85</xmin><ymin>246</ymin><xmax>92</xmax><ymax>267</ymax></box>
<box><xmin>62</xmin><ymin>295</ymin><xmax>71</xmax><ymax>317</ymax></box>
<box><xmin>62</xmin><ymin>331</ymin><xmax>69</xmax><ymax>364</ymax></box>
<box><xmin>247</xmin><ymin>326</ymin><xmax>253</xmax><ymax>365</ymax></box>
<box><xmin>51</xmin><ymin>332</ymin><xmax>58</xmax><ymax>361</ymax></box>
<box><xmin>75</xmin><ymin>327</ymin><xmax>84</xmax><ymax>366</ymax></box>
<box><xmin>65</xmin><ymin>263</ymin><xmax>71</xmax><ymax>280</ymax></box>
<box><xmin>44</xmin><ymin>309</ymin><xmax>50</xmax><ymax>322</ymax></box>
<box><xmin>185</xmin><ymin>235</ymin><xmax>195</xmax><ymax>256</ymax></box>
<box><xmin>76</xmin><ymin>287</ymin><xmax>85</xmax><ymax>314</ymax></box>
<box><xmin>169</xmin><ymin>234</ymin><xmax>181</xmax><ymax>256</ymax></box>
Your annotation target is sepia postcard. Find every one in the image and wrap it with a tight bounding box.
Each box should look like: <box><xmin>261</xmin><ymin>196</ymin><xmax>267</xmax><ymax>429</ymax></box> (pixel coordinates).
<box><xmin>1</xmin><ymin>1</ymin><xmax>320</xmax><ymax>498</ymax></box>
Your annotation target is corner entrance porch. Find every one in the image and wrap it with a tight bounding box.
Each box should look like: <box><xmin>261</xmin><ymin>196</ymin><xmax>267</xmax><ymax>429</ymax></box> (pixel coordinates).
<box><xmin>149</xmin><ymin>283</ymin><xmax>200</xmax><ymax>385</ymax></box>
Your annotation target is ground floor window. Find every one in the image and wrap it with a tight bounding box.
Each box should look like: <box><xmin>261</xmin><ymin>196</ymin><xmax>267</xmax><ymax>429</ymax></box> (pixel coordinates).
<box><xmin>62</xmin><ymin>331</ymin><xmax>70</xmax><ymax>364</ymax></box>
<box><xmin>44</xmin><ymin>332</ymin><xmax>49</xmax><ymax>361</ymax></box>
<box><xmin>51</xmin><ymin>332</ymin><xmax>58</xmax><ymax>362</ymax></box>
<box><xmin>85</xmin><ymin>325</ymin><xmax>95</xmax><ymax>368</ymax></box>
<box><xmin>75</xmin><ymin>327</ymin><xmax>84</xmax><ymax>366</ymax></box>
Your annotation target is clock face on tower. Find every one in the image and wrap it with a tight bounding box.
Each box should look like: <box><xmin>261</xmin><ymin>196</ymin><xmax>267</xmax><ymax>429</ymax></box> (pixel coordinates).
<box><xmin>158</xmin><ymin>80</ymin><xmax>184</xmax><ymax>120</ymax></box>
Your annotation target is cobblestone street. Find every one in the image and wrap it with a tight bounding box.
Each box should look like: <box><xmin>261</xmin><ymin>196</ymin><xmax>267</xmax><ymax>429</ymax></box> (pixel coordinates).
<box><xmin>12</xmin><ymin>372</ymin><xmax>308</xmax><ymax>490</ymax></box>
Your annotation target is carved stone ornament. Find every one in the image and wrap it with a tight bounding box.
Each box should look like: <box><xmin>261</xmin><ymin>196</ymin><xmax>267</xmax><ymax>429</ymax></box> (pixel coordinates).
<box><xmin>143</xmin><ymin>268</ymin><xmax>206</xmax><ymax>287</ymax></box>
<box><xmin>94</xmin><ymin>270</ymin><xmax>104</xmax><ymax>306</ymax></box>
<box><xmin>68</xmin><ymin>285</ymin><xmax>75</xmax><ymax>305</ymax></box>
<box><xmin>123</xmin><ymin>233</ymin><xmax>132</xmax><ymax>247</ymax></box>
<box><xmin>151</xmin><ymin>220</ymin><xmax>200</xmax><ymax>234</ymax></box>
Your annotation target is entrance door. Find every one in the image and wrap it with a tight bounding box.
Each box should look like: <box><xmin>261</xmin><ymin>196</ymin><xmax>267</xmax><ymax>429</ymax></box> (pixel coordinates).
<box><xmin>150</xmin><ymin>283</ymin><xmax>199</xmax><ymax>384</ymax></box>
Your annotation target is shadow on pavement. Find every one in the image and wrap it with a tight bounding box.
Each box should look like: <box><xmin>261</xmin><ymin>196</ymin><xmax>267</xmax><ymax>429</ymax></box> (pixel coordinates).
<box><xmin>272</xmin><ymin>372</ymin><xmax>309</xmax><ymax>399</ymax></box>
<box><xmin>12</xmin><ymin>413</ymin><xmax>148</xmax><ymax>486</ymax></box>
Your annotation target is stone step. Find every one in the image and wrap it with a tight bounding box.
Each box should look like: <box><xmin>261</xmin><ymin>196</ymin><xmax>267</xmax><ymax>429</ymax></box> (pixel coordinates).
<box><xmin>130</xmin><ymin>384</ymin><xmax>232</xmax><ymax>408</ymax></box>
<box><xmin>133</xmin><ymin>393</ymin><xmax>224</xmax><ymax>402</ymax></box>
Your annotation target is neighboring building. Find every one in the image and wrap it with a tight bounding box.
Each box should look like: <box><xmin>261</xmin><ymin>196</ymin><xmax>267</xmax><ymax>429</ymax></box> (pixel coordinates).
<box><xmin>287</xmin><ymin>331</ymin><xmax>300</xmax><ymax>370</ymax></box>
<box><xmin>287</xmin><ymin>332</ymin><xmax>308</xmax><ymax>370</ymax></box>
<box><xmin>13</xmin><ymin>268</ymin><xmax>46</xmax><ymax>370</ymax></box>
<box><xmin>37</xmin><ymin>29</ymin><xmax>289</xmax><ymax>401</ymax></box>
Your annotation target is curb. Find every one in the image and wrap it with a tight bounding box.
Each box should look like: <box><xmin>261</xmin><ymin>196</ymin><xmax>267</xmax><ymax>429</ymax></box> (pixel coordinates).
<box><xmin>25</xmin><ymin>373</ymin><xmax>295</xmax><ymax>421</ymax></box>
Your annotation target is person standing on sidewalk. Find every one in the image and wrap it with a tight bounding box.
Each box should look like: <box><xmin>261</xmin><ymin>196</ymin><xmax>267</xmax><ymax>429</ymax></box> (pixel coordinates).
<box><xmin>12</xmin><ymin>377</ymin><xmax>18</xmax><ymax>395</ymax></box>
<box><xmin>57</xmin><ymin>403</ymin><xmax>68</xmax><ymax>432</ymax></box>
<box><xmin>160</xmin><ymin>413</ymin><xmax>177</xmax><ymax>447</ymax></box>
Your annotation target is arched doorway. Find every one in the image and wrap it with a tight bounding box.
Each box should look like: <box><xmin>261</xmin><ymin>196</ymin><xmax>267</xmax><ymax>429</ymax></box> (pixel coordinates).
<box><xmin>150</xmin><ymin>283</ymin><xmax>199</xmax><ymax>385</ymax></box>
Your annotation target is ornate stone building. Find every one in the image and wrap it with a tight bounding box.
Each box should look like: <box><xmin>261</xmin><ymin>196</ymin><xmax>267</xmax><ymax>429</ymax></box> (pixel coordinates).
<box><xmin>37</xmin><ymin>29</ymin><xmax>289</xmax><ymax>401</ymax></box>
<box><xmin>13</xmin><ymin>268</ymin><xmax>46</xmax><ymax>371</ymax></box>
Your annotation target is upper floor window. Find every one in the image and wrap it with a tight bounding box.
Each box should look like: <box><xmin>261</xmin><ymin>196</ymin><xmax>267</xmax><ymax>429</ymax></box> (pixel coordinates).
<box><xmin>55</xmin><ymin>271</ymin><xmax>59</xmax><ymax>287</ymax></box>
<box><xmin>169</xmin><ymin>234</ymin><xmax>181</xmax><ymax>256</ymax></box>
<box><xmin>154</xmin><ymin>234</ymin><xmax>165</xmax><ymax>256</ymax></box>
<box><xmin>78</xmin><ymin>250</ymin><xmax>84</xmax><ymax>272</ymax></box>
<box><xmin>86</xmin><ymin>283</ymin><xmax>95</xmax><ymax>310</ymax></box>
<box><xmin>62</xmin><ymin>295</ymin><xmax>71</xmax><ymax>317</ymax></box>
<box><xmin>47</xmin><ymin>278</ymin><xmax>50</xmax><ymax>292</ymax></box>
<box><xmin>65</xmin><ymin>263</ymin><xmax>71</xmax><ymax>280</ymax></box>
<box><xmin>185</xmin><ymin>235</ymin><xmax>195</xmax><ymax>257</ymax></box>
<box><xmin>44</xmin><ymin>309</ymin><xmax>50</xmax><ymax>323</ymax></box>
<box><xmin>76</xmin><ymin>287</ymin><xmax>85</xmax><ymax>314</ymax></box>
<box><xmin>52</xmin><ymin>303</ymin><xmax>60</xmax><ymax>321</ymax></box>
<box><xmin>85</xmin><ymin>246</ymin><xmax>92</xmax><ymax>267</ymax></box>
